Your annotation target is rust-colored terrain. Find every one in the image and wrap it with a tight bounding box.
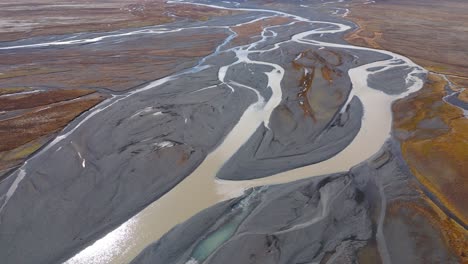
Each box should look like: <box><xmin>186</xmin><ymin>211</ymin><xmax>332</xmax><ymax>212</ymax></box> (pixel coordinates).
<box><xmin>393</xmin><ymin>74</ymin><xmax>468</xmax><ymax>224</ymax></box>
<box><xmin>230</xmin><ymin>16</ymin><xmax>293</xmax><ymax>46</ymax></box>
<box><xmin>0</xmin><ymin>0</ymin><xmax>236</xmax><ymax>42</ymax></box>
<box><xmin>0</xmin><ymin>90</ymin><xmax>106</xmax><ymax>178</ymax></box>
<box><xmin>346</xmin><ymin>0</ymin><xmax>468</xmax><ymax>259</ymax></box>
<box><xmin>0</xmin><ymin>0</ymin><xmax>236</xmax><ymax>92</ymax></box>
<box><xmin>345</xmin><ymin>0</ymin><xmax>468</xmax><ymax>94</ymax></box>
<box><xmin>0</xmin><ymin>31</ymin><xmax>229</xmax><ymax>92</ymax></box>
<box><xmin>292</xmin><ymin>49</ymin><xmax>345</xmax><ymax>122</ymax></box>
<box><xmin>387</xmin><ymin>189</ymin><xmax>467</xmax><ymax>262</ymax></box>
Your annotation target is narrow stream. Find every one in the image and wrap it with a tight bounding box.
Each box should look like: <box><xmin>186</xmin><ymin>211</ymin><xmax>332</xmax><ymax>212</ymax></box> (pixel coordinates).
<box><xmin>63</xmin><ymin>2</ymin><xmax>426</xmax><ymax>263</ymax></box>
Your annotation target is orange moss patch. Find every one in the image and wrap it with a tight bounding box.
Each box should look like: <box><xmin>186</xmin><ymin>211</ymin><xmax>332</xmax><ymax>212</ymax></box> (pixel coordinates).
<box><xmin>0</xmin><ymin>87</ymin><xmax>31</xmax><ymax>96</ymax></box>
<box><xmin>0</xmin><ymin>93</ymin><xmax>105</xmax><ymax>152</ymax></box>
<box><xmin>448</xmin><ymin>75</ymin><xmax>468</xmax><ymax>92</ymax></box>
<box><xmin>321</xmin><ymin>66</ymin><xmax>333</xmax><ymax>84</ymax></box>
<box><xmin>0</xmin><ymin>136</ymin><xmax>50</xmax><ymax>176</ymax></box>
<box><xmin>458</xmin><ymin>90</ymin><xmax>468</xmax><ymax>103</ymax></box>
<box><xmin>0</xmin><ymin>1</ymin><xmax>239</xmax><ymax>42</ymax></box>
<box><xmin>387</xmin><ymin>195</ymin><xmax>467</xmax><ymax>262</ymax></box>
<box><xmin>298</xmin><ymin>67</ymin><xmax>317</xmax><ymax>122</ymax></box>
<box><xmin>0</xmin><ymin>31</ymin><xmax>228</xmax><ymax>92</ymax></box>
<box><xmin>0</xmin><ymin>91</ymin><xmax>106</xmax><ymax>177</ymax></box>
<box><xmin>292</xmin><ymin>49</ymin><xmax>344</xmax><ymax>121</ymax></box>
<box><xmin>0</xmin><ymin>89</ymin><xmax>94</xmax><ymax>111</ymax></box>
<box><xmin>345</xmin><ymin>0</ymin><xmax>468</xmax><ymax>85</ymax></box>
<box><xmin>393</xmin><ymin>73</ymin><xmax>468</xmax><ymax>225</ymax></box>
<box><xmin>356</xmin><ymin>239</ymin><xmax>382</xmax><ymax>264</ymax></box>
<box><xmin>345</xmin><ymin>19</ymin><xmax>382</xmax><ymax>50</ymax></box>
<box><xmin>231</xmin><ymin>16</ymin><xmax>293</xmax><ymax>46</ymax></box>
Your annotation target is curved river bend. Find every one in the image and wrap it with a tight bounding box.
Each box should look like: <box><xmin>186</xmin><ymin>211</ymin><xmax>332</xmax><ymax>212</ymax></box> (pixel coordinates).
<box><xmin>2</xmin><ymin>1</ymin><xmax>425</xmax><ymax>264</ymax></box>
